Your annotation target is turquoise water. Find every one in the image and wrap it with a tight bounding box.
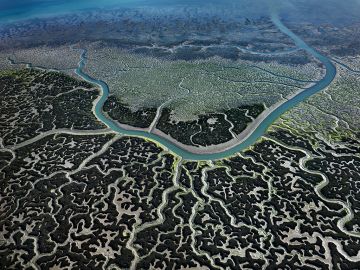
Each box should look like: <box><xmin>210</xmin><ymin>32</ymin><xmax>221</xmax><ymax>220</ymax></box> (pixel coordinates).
<box><xmin>75</xmin><ymin>13</ymin><xmax>336</xmax><ymax>161</ymax></box>
<box><xmin>1</xmin><ymin>0</ymin><xmax>359</xmax><ymax>25</ymax></box>
<box><xmin>0</xmin><ymin>0</ymin><xmax>140</xmax><ymax>23</ymax></box>
<box><xmin>0</xmin><ymin>0</ymin><xmax>266</xmax><ymax>24</ymax></box>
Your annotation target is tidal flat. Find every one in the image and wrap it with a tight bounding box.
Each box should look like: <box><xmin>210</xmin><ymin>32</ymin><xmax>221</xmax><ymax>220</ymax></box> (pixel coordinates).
<box><xmin>1</xmin><ymin>2</ymin><xmax>360</xmax><ymax>269</ymax></box>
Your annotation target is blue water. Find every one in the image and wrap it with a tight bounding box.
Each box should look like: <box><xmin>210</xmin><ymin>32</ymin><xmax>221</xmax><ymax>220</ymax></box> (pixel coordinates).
<box><xmin>75</xmin><ymin>13</ymin><xmax>336</xmax><ymax>161</ymax></box>
<box><xmin>2</xmin><ymin>0</ymin><xmax>359</xmax><ymax>25</ymax></box>
<box><xmin>0</xmin><ymin>0</ymin><xmax>135</xmax><ymax>24</ymax></box>
<box><xmin>0</xmin><ymin>0</ymin><xmax>266</xmax><ymax>24</ymax></box>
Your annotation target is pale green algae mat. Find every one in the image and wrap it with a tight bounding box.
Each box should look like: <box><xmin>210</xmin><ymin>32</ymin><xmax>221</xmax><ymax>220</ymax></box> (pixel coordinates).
<box><xmin>75</xmin><ymin>13</ymin><xmax>336</xmax><ymax>160</ymax></box>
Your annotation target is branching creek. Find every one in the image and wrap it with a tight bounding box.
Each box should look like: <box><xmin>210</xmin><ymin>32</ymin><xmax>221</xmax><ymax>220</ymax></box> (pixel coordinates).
<box><xmin>74</xmin><ymin>13</ymin><xmax>336</xmax><ymax>161</ymax></box>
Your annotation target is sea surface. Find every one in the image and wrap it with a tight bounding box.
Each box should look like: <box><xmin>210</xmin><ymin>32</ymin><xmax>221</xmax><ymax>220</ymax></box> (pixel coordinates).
<box><xmin>1</xmin><ymin>0</ymin><xmax>359</xmax><ymax>25</ymax></box>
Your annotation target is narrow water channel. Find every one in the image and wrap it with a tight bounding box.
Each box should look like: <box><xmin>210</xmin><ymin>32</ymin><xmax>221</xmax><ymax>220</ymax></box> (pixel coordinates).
<box><xmin>75</xmin><ymin>14</ymin><xmax>336</xmax><ymax>161</ymax></box>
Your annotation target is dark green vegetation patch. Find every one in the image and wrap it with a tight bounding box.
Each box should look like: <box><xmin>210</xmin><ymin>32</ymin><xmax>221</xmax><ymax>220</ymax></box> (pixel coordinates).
<box><xmin>0</xmin><ymin>69</ymin><xmax>105</xmax><ymax>146</ymax></box>
<box><xmin>156</xmin><ymin>104</ymin><xmax>265</xmax><ymax>146</ymax></box>
<box><xmin>103</xmin><ymin>95</ymin><xmax>157</xmax><ymax>128</ymax></box>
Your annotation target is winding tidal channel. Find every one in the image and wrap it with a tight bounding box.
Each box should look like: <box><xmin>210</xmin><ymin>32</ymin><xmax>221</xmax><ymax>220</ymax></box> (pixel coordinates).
<box><xmin>75</xmin><ymin>14</ymin><xmax>336</xmax><ymax>161</ymax></box>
